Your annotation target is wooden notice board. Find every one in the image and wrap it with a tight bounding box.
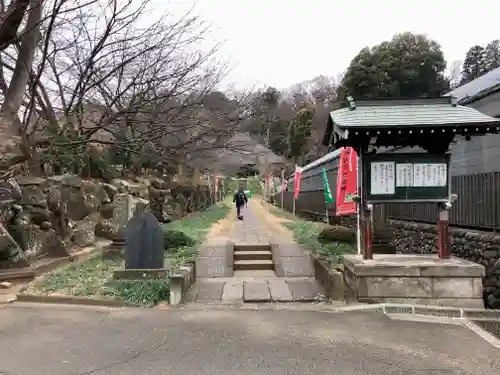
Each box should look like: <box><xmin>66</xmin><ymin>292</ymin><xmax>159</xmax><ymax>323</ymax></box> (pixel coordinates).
<box><xmin>362</xmin><ymin>153</ymin><xmax>450</xmax><ymax>203</ymax></box>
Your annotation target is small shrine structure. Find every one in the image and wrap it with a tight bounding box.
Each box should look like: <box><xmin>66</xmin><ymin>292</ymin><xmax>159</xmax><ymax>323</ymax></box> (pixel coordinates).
<box><xmin>323</xmin><ymin>96</ymin><xmax>500</xmax><ymax>308</ymax></box>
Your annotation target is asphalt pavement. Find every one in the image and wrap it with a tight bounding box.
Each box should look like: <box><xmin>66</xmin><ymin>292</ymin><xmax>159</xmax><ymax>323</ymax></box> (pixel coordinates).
<box><xmin>0</xmin><ymin>303</ymin><xmax>498</xmax><ymax>375</ymax></box>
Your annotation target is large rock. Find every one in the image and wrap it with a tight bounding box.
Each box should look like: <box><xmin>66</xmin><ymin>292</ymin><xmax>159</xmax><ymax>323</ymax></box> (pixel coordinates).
<box><xmin>72</xmin><ymin>212</ymin><xmax>100</xmax><ymax>247</ymax></box>
<box><xmin>18</xmin><ymin>177</ymin><xmax>47</xmax><ymax>208</ymax></box>
<box><xmin>95</xmin><ymin>218</ymin><xmax>117</xmax><ymax>240</ymax></box>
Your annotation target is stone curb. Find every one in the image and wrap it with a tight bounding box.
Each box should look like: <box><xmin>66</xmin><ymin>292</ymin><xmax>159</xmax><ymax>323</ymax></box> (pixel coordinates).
<box><xmin>333</xmin><ymin>303</ymin><xmax>500</xmax><ymax>319</ymax></box>
<box><xmin>15</xmin><ymin>293</ymin><xmax>135</xmax><ymax>308</ymax></box>
<box><xmin>169</xmin><ymin>262</ymin><xmax>195</xmax><ymax>305</ymax></box>
<box><xmin>311</xmin><ymin>255</ymin><xmax>344</xmax><ymax>300</ymax></box>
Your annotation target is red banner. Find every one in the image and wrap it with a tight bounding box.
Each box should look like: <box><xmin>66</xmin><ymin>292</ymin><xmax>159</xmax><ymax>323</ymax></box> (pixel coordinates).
<box><xmin>336</xmin><ymin>147</ymin><xmax>357</xmax><ymax>216</ymax></box>
<box><xmin>293</xmin><ymin>165</ymin><xmax>302</xmax><ymax>200</ymax></box>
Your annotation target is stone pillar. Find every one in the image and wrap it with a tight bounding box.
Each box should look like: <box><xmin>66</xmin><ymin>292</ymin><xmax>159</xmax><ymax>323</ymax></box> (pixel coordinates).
<box><xmin>107</xmin><ymin>193</ymin><xmax>132</xmax><ymax>251</ymax></box>
<box><xmin>362</xmin><ymin>204</ymin><xmax>373</xmax><ymax>260</ymax></box>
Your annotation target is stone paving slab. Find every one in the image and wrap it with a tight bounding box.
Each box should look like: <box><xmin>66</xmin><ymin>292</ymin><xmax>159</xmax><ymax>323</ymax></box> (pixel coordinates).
<box><xmin>268</xmin><ymin>279</ymin><xmax>294</xmax><ymax>302</ymax></box>
<box><xmin>271</xmin><ymin>243</ymin><xmax>307</xmax><ymax>260</ymax></box>
<box><xmin>287</xmin><ymin>279</ymin><xmax>323</xmax><ymax>301</ymax></box>
<box><xmin>275</xmin><ymin>257</ymin><xmax>314</xmax><ymax>277</ymax></box>
<box><xmin>196</xmin><ymin>280</ymin><xmax>225</xmax><ymax>303</ymax></box>
<box><xmin>244</xmin><ymin>280</ymin><xmax>270</xmax><ymax>302</ymax></box>
<box><xmin>191</xmin><ymin>278</ymin><xmax>323</xmax><ymax>303</ymax></box>
<box><xmin>195</xmin><ymin>257</ymin><xmax>233</xmax><ymax>278</ymax></box>
<box><xmin>198</xmin><ymin>244</ymin><xmax>229</xmax><ymax>258</ymax></box>
<box><xmin>221</xmin><ymin>280</ymin><xmax>244</xmax><ymax>303</ymax></box>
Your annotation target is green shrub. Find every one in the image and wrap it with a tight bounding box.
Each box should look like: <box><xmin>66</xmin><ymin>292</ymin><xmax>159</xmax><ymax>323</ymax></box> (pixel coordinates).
<box><xmin>163</xmin><ymin>229</ymin><xmax>196</xmax><ymax>249</ymax></box>
<box><xmin>318</xmin><ymin>225</ymin><xmax>356</xmax><ymax>245</ymax></box>
<box><xmin>102</xmin><ymin>279</ymin><xmax>169</xmax><ymax>307</ymax></box>
<box><xmin>281</xmin><ymin>221</ymin><xmax>354</xmax><ymax>263</ymax></box>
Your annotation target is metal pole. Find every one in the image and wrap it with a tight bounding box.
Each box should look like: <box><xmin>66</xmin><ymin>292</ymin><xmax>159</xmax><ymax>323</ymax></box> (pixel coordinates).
<box><xmin>438</xmin><ymin>206</ymin><xmax>450</xmax><ymax>259</ymax></box>
<box><xmin>292</xmin><ymin>197</ymin><xmax>296</xmax><ymax>216</ymax></box>
<box><xmin>325</xmin><ymin>204</ymin><xmax>330</xmax><ymax>225</ymax></box>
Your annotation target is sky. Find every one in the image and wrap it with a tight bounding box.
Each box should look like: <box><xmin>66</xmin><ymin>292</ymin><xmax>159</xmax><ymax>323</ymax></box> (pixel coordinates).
<box><xmin>153</xmin><ymin>0</ymin><xmax>500</xmax><ymax>91</ymax></box>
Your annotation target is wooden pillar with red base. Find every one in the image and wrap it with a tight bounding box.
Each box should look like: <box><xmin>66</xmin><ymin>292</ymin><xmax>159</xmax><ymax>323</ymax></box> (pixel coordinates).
<box><xmin>437</xmin><ymin>206</ymin><xmax>450</xmax><ymax>259</ymax></box>
<box><xmin>363</xmin><ymin>204</ymin><xmax>374</xmax><ymax>260</ymax></box>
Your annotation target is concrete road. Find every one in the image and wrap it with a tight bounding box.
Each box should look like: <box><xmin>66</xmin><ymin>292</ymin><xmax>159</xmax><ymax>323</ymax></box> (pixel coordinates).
<box><xmin>0</xmin><ymin>303</ymin><xmax>498</xmax><ymax>375</ymax></box>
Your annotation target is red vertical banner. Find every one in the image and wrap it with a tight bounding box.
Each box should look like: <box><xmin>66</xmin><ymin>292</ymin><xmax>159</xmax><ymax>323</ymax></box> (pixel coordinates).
<box><xmin>293</xmin><ymin>165</ymin><xmax>302</xmax><ymax>200</ymax></box>
<box><xmin>335</xmin><ymin>147</ymin><xmax>358</xmax><ymax>216</ymax></box>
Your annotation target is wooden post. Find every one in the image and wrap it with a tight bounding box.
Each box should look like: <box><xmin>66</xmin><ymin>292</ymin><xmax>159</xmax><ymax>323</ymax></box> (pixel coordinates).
<box><xmin>365</xmin><ymin>205</ymin><xmax>373</xmax><ymax>260</ymax></box>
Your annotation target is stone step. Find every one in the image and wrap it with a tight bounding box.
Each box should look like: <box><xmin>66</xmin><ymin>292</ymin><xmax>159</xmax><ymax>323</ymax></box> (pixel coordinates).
<box><xmin>234</xmin><ymin>244</ymin><xmax>271</xmax><ymax>252</ymax></box>
<box><xmin>234</xmin><ymin>259</ymin><xmax>274</xmax><ymax>271</ymax></box>
<box><xmin>234</xmin><ymin>250</ymin><xmax>272</xmax><ymax>261</ymax></box>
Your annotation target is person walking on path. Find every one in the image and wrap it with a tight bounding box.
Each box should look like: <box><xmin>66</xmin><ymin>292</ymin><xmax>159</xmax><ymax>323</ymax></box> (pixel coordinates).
<box><xmin>233</xmin><ymin>186</ymin><xmax>248</xmax><ymax>220</ymax></box>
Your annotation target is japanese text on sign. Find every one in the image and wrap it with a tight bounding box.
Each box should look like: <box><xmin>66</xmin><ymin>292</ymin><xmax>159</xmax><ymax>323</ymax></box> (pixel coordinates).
<box><xmin>396</xmin><ymin>163</ymin><xmax>414</xmax><ymax>187</ymax></box>
<box><xmin>371</xmin><ymin>162</ymin><xmax>395</xmax><ymax>195</ymax></box>
<box><xmin>413</xmin><ymin>163</ymin><xmax>447</xmax><ymax>187</ymax></box>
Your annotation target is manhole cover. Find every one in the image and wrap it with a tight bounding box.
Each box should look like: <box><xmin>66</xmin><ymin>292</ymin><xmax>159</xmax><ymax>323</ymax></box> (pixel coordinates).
<box><xmin>472</xmin><ymin>320</ymin><xmax>500</xmax><ymax>340</ymax></box>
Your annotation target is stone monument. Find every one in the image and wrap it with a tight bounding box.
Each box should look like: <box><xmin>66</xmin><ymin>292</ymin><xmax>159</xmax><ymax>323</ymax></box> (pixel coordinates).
<box><xmin>125</xmin><ymin>211</ymin><xmax>164</xmax><ymax>269</ymax></box>
<box><xmin>113</xmin><ymin>211</ymin><xmax>167</xmax><ymax>280</ymax></box>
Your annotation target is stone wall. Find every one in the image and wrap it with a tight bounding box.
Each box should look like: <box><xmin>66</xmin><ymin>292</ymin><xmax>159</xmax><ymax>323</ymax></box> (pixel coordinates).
<box><xmin>148</xmin><ymin>178</ymin><xmax>212</xmax><ymax>223</ymax></box>
<box><xmin>0</xmin><ymin>175</ymin><xmax>214</xmax><ymax>269</ymax></box>
<box><xmin>390</xmin><ymin>220</ymin><xmax>500</xmax><ymax>309</ymax></box>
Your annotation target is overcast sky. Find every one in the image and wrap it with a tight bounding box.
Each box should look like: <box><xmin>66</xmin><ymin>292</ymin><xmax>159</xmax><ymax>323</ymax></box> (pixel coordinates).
<box><xmin>153</xmin><ymin>0</ymin><xmax>499</xmax><ymax>90</ymax></box>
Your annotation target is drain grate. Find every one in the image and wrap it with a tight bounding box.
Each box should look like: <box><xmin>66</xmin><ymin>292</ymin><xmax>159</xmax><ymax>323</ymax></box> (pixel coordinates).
<box><xmin>472</xmin><ymin>319</ymin><xmax>500</xmax><ymax>340</ymax></box>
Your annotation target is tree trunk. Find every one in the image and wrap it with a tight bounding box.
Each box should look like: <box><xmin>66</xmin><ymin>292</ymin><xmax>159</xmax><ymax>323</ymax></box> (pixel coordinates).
<box><xmin>0</xmin><ymin>1</ymin><xmax>43</xmax><ymax>174</ymax></box>
<box><xmin>1</xmin><ymin>0</ymin><xmax>42</xmax><ymax>121</ymax></box>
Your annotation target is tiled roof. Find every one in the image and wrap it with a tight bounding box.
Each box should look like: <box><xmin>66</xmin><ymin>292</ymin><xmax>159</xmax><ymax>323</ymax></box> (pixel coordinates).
<box><xmin>329</xmin><ymin>98</ymin><xmax>500</xmax><ymax>129</ymax></box>
<box><xmin>446</xmin><ymin>67</ymin><xmax>500</xmax><ymax>103</ymax></box>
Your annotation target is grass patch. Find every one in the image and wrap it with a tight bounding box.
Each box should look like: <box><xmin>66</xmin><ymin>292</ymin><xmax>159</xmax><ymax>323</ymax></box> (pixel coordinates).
<box><xmin>27</xmin><ymin>203</ymin><xmax>230</xmax><ymax>306</ymax></box>
<box><xmin>269</xmin><ymin>206</ymin><xmax>296</xmax><ymax>220</ymax></box>
<box><xmin>271</xmin><ymin>207</ymin><xmax>354</xmax><ymax>263</ymax></box>
<box><xmin>162</xmin><ymin>203</ymin><xmax>230</xmax><ymax>268</ymax></box>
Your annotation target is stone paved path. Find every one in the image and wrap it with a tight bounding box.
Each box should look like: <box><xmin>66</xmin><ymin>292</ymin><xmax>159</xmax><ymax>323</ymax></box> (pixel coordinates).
<box><xmin>190</xmin><ymin>201</ymin><xmax>324</xmax><ymax>304</ymax></box>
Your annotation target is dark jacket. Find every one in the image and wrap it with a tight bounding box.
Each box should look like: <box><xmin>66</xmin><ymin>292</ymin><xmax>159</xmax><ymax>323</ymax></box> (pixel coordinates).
<box><xmin>233</xmin><ymin>191</ymin><xmax>248</xmax><ymax>206</ymax></box>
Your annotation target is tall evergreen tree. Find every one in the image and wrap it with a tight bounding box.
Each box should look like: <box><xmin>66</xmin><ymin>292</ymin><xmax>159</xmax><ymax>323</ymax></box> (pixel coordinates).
<box><xmin>461</xmin><ymin>45</ymin><xmax>487</xmax><ymax>84</ymax></box>
<box><xmin>484</xmin><ymin>39</ymin><xmax>500</xmax><ymax>72</ymax></box>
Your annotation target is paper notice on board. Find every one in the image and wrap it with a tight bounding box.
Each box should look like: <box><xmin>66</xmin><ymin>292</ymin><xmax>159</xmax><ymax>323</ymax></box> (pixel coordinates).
<box><xmin>371</xmin><ymin>162</ymin><xmax>395</xmax><ymax>195</ymax></box>
<box><xmin>437</xmin><ymin>164</ymin><xmax>447</xmax><ymax>186</ymax></box>
<box><xmin>396</xmin><ymin>163</ymin><xmax>414</xmax><ymax>187</ymax></box>
<box><xmin>414</xmin><ymin>163</ymin><xmax>447</xmax><ymax>187</ymax></box>
<box><xmin>413</xmin><ymin>164</ymin><xmax>425</xmax><ymax>187</ymax></box>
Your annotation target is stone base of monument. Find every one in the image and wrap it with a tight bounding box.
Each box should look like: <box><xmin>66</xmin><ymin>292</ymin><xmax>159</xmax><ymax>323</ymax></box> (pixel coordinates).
<box><xmin>343</xmin><ymin>254</ymin><xmax>485</xmax><ymax>309</ymax></box>
<box><xmin>113</xmin><ymin>268</ymin><xmax>170</xmax><ymax>280</ymax></box>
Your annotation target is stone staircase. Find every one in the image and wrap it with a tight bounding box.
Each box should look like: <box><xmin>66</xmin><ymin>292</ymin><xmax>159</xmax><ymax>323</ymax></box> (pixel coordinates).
<box><xmin>233</xmin><ymin>244</ymin><xmax>274</xmax><ymax>271</ymax></box>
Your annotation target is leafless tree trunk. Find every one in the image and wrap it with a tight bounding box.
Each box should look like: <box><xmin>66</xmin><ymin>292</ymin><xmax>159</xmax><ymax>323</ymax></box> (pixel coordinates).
<box><xmin>1</xmin><ymin>0</ymin><xmax>42</xmax><ymax>120</ymax></box>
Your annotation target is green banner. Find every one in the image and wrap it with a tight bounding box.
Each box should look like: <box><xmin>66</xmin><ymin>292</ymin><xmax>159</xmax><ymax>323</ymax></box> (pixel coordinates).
<box><xmin>322</xmin><ymin>168</ymin><xmax>333</xmax><ymax>204</ymax></box>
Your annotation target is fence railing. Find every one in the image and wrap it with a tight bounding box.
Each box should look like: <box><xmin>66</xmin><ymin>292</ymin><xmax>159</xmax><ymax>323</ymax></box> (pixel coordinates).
<box><xmin>276</xmin><ymin>171</ymin><xmax>500</xmax><ymax>232</ymax></box>
<box><xmin>388</xmin><ymin>171</ymin><xmax>500</xmax><ymax>231</ymax></box>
